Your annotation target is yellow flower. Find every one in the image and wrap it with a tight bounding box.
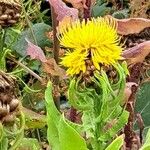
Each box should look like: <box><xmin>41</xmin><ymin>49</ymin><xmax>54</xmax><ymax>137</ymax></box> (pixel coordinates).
<box><xmin>61</xmin><ymin>49</ymin><xmax>88</xmax><ymax>75</ymax></box>
<box><xmin>58</xmin><ymin>17</ymin><xmax>123</xmax><ymax>76</ymax></box>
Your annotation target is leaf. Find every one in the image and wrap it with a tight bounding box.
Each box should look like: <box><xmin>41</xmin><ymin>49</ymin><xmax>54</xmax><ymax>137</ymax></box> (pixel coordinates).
<box><xmin>92</xmin><ymin>3</ymin><xmax>111</xmax><ymax>17</ymax></box>
<box><xmin>112</xmin><ymin>9</ymin><xmax>129</xmax><ymax>19</ymax></box>
<box><xmin>135</xmin><ymin>82</ymin><xmax>150</xmax><ymax>134</ymax></box>
<box><xmin>121</xmin><ymin>82</ymin><xmax>138</xmax><ymax>106</ymax></box>
<box><xmin>48</xmin><ymin>0</ymin><xmax>78</xmax><ymax>21</ymax></box>
<box><xmin>45</xmin><ymin>81</ymin><xmax>61</xmax><ymax>150</ymax></box>
<box><xmin>100</xmin><ymin>110</ymin><xmax>129</xmax><ymax>141</ymax></box>
<box><xmin>105</xmin><ymin>134</ymin><xmax>124</xmax><ymax>150</ymax></box>
<box><xmin>22</xmin><ymin>107</ymin><xmax>46</xmax><ymax>129</ymax></box>
<box><xmin>26</xmin><ymin>39</ymin><xmax>47</xmax><ymax>62</ymax></box>
<box><xmin>12</xmin><ymin>23</ymin><xmax>52</xmax><ymax>56</ymax></box>
<box><xmin>16</xmin><ymin>138</ymin><xmax>41</xmax><ymax>150</ymax></box>
<box><xmin>116</xmin><ymin>17</ymin><xmax>150</xmax><ymax>35</ymax></box>
<box><xmin>140</xmin><ymin>128</ymin><xmax>150</xmax><ymax>150</ymax></box>
<box><xmin>43</xmin><ymin>58</ymin><xmax>67</xmax><ymax>78</ymax></box>
<box><xmin>0</xmin><ymin>137</ymin><xmax>8</xmax><ymax>150</ymax></box>
<box><xmin>122</xmin><ymin>41</ymin><xmax>150</xmax><ymax>65</ymax></box>
<box><xmin>45</xmin><ymin>81</ymin><xmax>88</xmax><ymax>150</ymax></box>
<box><xmin>58</xmin><ymin>115</ymin><xmax>88</xmax><ymax>150</ymax></box>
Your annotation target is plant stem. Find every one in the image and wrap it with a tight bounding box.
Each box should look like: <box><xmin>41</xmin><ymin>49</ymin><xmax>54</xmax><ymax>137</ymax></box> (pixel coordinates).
<box><xmin>0</xmin><ymin>29</ymin><xmax>7</xmax><ymax>71</ymax></box>
<box><xmin>50</xmin><ymin>4</ymin><xmax>60</xmax><ymax>110</ymax></box>
<box><xmin>11</xmin><ymin>58</ymin><xmax>43</xmax><ymax>83</ymax></box>
<box><xmin>84</xmin><ymin>0</ymin><xmax>91</xmax><ymax>21</ymax></box>
<box><xmin>21</xmin><ymin>0</ymin><xmax>38</xmax><ymax>45</ymax></box>
<box><xmin>94</xmin><ymin>98</ymin><xmax>102</xmax><ymax>150</ymax></box>
<box><xmin>50</xmin><ymin>6</ymin><xmax>60</xmax><ymax>64</ymax></box>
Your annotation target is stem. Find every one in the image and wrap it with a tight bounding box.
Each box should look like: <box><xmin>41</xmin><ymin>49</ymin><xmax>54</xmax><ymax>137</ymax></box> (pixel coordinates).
<box><xmin>21</xmin><ymin>0</ymin><xmax>38</xmax><ymax>45</ymax></box>
<box><xmin>124</xmin><ymin>63</ymin><xmax>141</xmax><ymax>149</ymax></box>
<box><xmin>0</xmin><ymin>29</ymin><xmax>7</xmax><ymax>70</ymax></box>
<box><xmin>83</xmin><ymin>0</ymin><xmax>91</xmax><ymax>21</ymax></box>
<box><xmin>124</xmin><ymin>84</ymin><xmax>138</xmax><ymax>149</ymax></box>
<box><xmin>49</xmin><ymin>4</ymin><xmax>60</xmax><ymax>110</ymax></box>
<box><xmin>0</xmin><ymin>29</ymin><xmax>5</xmax><ymax>54</ymax></box>
<box><xmin>50</xmin><ymin>6</ymin><xmax>60</xmax><ymax>64</ymax></box>
<box><xmin>94</xmin><ymin>99</ymin><xmax>103</xmax><ymax>150</ymax></box>
<box><xmin>11</xmin><ymin>58</ymin><xmax>43</xmax><ymax>83</ymax></box>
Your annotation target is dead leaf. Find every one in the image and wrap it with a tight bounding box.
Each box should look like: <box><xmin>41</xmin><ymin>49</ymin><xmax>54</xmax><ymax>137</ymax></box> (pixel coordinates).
<box><xmin>116</xmin><ymin>18</ymin><xmax>150</xmax><ymax>35</ymax></box>
<box><xmin>123</xmin><ymin>82</ymin><xmax>138</xmax><ymax>106</ymax></box>
<box><xmin>114</xmin><ymin>82</ymin><xmax>138</xmax><ymax>106</ymax></box>
<box><xmin>43</xmin><ymin>58</ymin><xmax>67</xmax><ymax>79</ymax></box>
<box><xmin>122</xmin><ymin>41</ymin><xmax>150</xmax><ymax>65</ymax></box>
<box><xmin>46</xmin><ymin>31</ymin><xmax>53</xmax><ymax>40</ymax></box>
<box><xmin>26</xmin><ymin>39</ymin><xmax>47</xmax><ymax>62</ymax></box>
<box><xmin>48</xmin><ymin>0</ymin><xmax>78</xmax><ymax>21</ymax></box>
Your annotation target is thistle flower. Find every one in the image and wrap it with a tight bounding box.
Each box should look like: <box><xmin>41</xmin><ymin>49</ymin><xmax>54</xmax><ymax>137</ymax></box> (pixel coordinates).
<box><xmin>58</xmin><ymin>17</ymin><xmax>123</xmax><ymax>76</ymax></box>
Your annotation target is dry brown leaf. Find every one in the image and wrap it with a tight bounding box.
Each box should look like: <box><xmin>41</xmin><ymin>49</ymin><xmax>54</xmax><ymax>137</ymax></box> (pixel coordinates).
<box><xmin>26</xmin><ymin>39</ymin><xmax>47</xmax><ymax>62</ymax></box>
<box><xmin>42</xmin><ymin>58</ymin><xmax>67</xmax><ymax>79</ymax></box>
<box><xmin>48</xmin><ymin>0</ymin><xmax>78</xmax><ymax>21</ymax></box>
<box><xmin>123</xmin><ymin>82</ymin><xmax>138</xmax><ymax>106</ymax></box>
<box><xmin>116</xmin><ymin>18</ymin><xmax>150</xmax><ymax>35</ymax></box>
<box><xmin>122</xmin><ymin>41</ymin><xmax>150</xmax><ymax>65</ymax></box>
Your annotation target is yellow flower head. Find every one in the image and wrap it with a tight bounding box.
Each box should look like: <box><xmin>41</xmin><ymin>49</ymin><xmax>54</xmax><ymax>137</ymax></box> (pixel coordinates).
<box><xmin>58</xmin><ymin>17</ymin><xmax>123</xmax><ymax>76</ymax></box>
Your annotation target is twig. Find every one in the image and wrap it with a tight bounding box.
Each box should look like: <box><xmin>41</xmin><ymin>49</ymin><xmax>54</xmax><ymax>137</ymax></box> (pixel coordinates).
<box><xmin>124</xmin><ymin>84</ymin><xmax>139</xmax><ymax>149</ymax></box>
<box><xmin>12</xmin><ymin>59</ymin><xmax>43</xmax><ymax>83</ymax></box>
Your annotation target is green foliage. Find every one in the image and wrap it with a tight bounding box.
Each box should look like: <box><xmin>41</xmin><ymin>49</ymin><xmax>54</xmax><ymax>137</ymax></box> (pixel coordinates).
<box><xmin>92</xmin><ymin>0</ymin><xmax>129</xmax><ymax>18</ymax></box>
<box><xmin>45</xmin><ymin>82</ymin><xmax>88</xmax><ymax>150</ymax></box>
<box><xmin>11</xmin><ymin>23</ymin><xmax>52</xmax><ymax>56</ymax></box>
<box><xmin>16</xmin><ymin>138</ymin><xmax>41</xmax><ymax>150</ymax></box>
<box><xmin>140</xmin><ymin>129</ymin><xmax>150</xmax><ymax>150</ymax></box>
<box><xmin>105</xmin><ymin>134</ymin><xmax>124</xmax><ymax>150</ymax></box>
<box><xmin>0</xmin><ymin>136</ymin><xmax>8</xmax><ymax>150</ymax></box>
<box><xmin>45</xmin><ymin>62</ymin><xmax>129</xmax><ymax>150</ymax></box>
<box><xmin>112</xmin><ymin>9</ymin><xmax>129</xmax><ymax>19</ymax></box>
<box><xmin>68</xmin><ymin>63</ymin><xmax>129</xmax><ymax>149</ymax></box>
<box><xmin>23</xmin><ymin>107</ymin><xmax>47</xmax><ymax>129</ymax></box>
<box><xmin>135</xmin><ymin>82</ymin><xmax>150</xmax><ymax>135</ymax></box>
<box><xmin>92</xmin><ymin>1</ymin><xmax>112</xmax><ymax>17</ymax></box>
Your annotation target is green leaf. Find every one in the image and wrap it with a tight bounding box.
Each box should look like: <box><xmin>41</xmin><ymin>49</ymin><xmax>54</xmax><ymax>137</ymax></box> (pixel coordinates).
<box><xmin>112</xmin><ymin>9</ymin><xmax>129</xmax><ymax>19</ymax></box>
<box><xmin>140</xmin><ymin>128</ymin><xmax>150</xmax><ymax>150</ymax></box>
<box><xmin>22</xmin><ymin>107</ymin><xmax>46</xmax><ymax>129</ymax></box>
<box><xmin>92</xmin><ymin>3</ymin><xmax>111</xmax><ymax>17</ymax></box>
<box><xmin>45</xmin><ymin>81</ymin><xmax>88</xmax><ymax>150</ymax></box>
<box><xmin>0</xmin><ymin>123</ymin><xmax>8</xmax><ymax>150</ymax></box>
<box><xmin>16</xmin><ymin>138</ymin><xmax>41</xmax><ymax>150</ymax></box>
<box><xmin>100</xmin><ymin>110</ymin><xmax>129</xmax><ymax>141</ymax></box>
<box><xmin>45</xmin><ymin>81</ymin><xmax>61</xmax><ymax>150</ymax></box>
<box><xmin>12</xmin><ymin>23</ymin><xmax>52</xmax><ymax>56</ymax></box>
<box><xmin>0</xmin><ymin>137</ymin><xmax>8</xmax><ymax>150</ymax></box>
<box><xmin>59</xmin><ymin>115</ymin><xmax>88</xmax><ymax>150</ymax></box>
<box><xmin>105</xmin><ymin>134</ymin><xmax>124</xmax><ymax>150</ymax></box>
<box><xmin>135</xmin><ymin>82</ymin><xmax>150</xmax><ymax>135</ymax></box>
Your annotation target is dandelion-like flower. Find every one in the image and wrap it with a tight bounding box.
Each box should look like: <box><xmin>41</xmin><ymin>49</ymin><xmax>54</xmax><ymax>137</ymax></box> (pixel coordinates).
<box><xmin>58</xmin><ymin>17</ymin><xmax>123</xmax><ymax>76</ymax></box>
